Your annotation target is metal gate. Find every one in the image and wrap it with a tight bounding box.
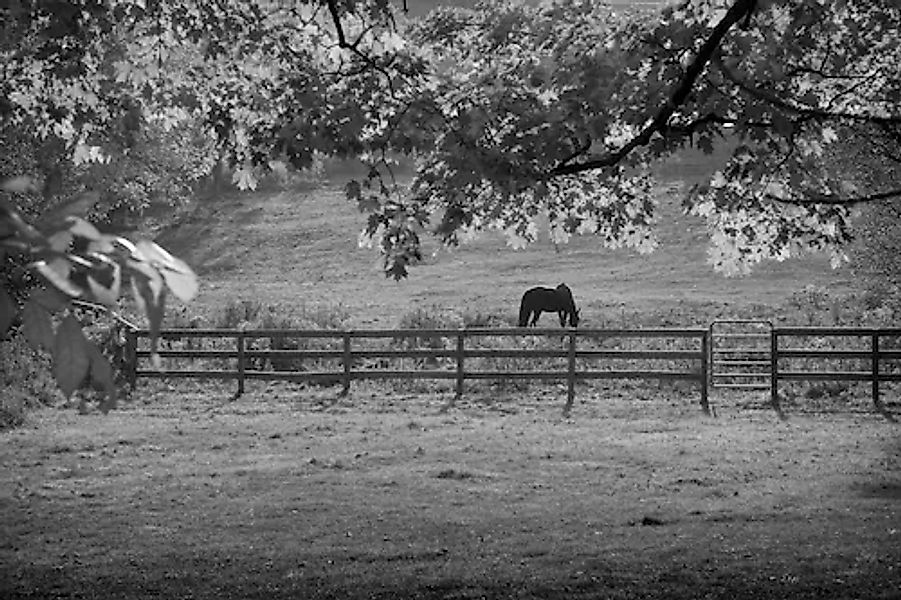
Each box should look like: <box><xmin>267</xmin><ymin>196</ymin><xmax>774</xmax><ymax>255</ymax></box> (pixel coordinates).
<box><xmin>709</xmin><ymin>320</ymin><xmax>773</xmax><ymax>390</ymax></box>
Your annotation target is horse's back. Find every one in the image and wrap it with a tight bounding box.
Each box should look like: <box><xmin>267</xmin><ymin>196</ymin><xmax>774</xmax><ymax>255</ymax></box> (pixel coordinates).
<box><xmin>522</xmin><ymin>286</ymin><xmax>567</xmax><ymax>309</ymax></box>
<box><xmin>524</xmin><ymin>285</ymin><xmax>555</xmax><ymax>295</ymax></box>
<box><xmin>521</xmin><ymin>287</ymin><xmax>553</xmax><ymax>306</ymax></box>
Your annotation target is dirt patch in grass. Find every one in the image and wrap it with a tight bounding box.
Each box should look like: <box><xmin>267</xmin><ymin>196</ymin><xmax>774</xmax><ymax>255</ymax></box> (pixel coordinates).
<box><xmin>1</xmin><ymin>383</ymin><xmax>899</xmax><ymax>599</ymax></box>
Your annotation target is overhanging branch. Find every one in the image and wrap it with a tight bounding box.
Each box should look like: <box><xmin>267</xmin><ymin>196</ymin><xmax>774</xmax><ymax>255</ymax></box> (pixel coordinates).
<box><xmin>548</xmin><ymin>0</ymin><xmax>758</xmax><ymax>178</ymax></box>
<box><xmin>716</xmin><ymin>56</ymin><xmax>901</xmax><ymax>126</ymax></box>
<box><xmin>325</xmin><ymin>0</ymin><xmax>349</xmax><ymax>47</ymax></box>
<box><xmin>766</xmin><ymin>187</ymin><xmax>901</xmax><ymax>206</ymax></box>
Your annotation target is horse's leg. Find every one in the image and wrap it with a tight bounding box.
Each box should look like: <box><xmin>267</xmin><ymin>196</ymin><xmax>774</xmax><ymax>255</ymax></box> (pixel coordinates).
<box><xmin>530</xmin><ymin>310</ymin><xmax>540</xmax><ymax>326</ymax></box>
<box><xmin>558</xmin><ymin>311</ymin><xmax>566</xmax><ymax>327</ymax></box>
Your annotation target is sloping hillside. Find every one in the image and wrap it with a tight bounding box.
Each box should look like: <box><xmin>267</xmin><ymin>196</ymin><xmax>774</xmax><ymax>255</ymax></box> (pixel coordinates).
<box><xmin>156</xmin><ymin>156</ymin><xmax>855</xmax><ymax>328</ymax></box>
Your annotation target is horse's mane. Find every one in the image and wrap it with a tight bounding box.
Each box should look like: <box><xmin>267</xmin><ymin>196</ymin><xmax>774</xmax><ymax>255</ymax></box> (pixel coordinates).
<box><xmin>555</xmin><ymin>283</ymin><xmax>575</xmax><ymax>310</ymax></box>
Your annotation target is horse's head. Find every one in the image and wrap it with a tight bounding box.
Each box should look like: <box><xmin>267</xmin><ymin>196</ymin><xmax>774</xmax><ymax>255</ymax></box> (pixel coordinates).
<box><xmin>569</xmin><ymin>308</ymin><xmax>580</xmax><ymax>327</ymax></box>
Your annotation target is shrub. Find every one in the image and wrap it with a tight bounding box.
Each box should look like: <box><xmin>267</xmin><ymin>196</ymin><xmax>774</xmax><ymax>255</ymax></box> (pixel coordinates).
<box><xmin>461</xmin><ymin>308</ymin><xmax>512</xmax><ymax>328</ymax></box>
<box><xmin>0</xmin><ymin>392</ymin><xmax>28</xmax><ymax>429</ymax></box>
<box><xmin>214</xmin><ymin>302</ymin><xmax>350</xmax><ymax>375</ymax></box>
<box><xmin>393</xmin><ymin>306</ymin><xmax>462</xmax><ymax>368</ymax></box>
<box><xmin>260</xmin><ymin>310</ymin><xmax>302</xmax><ymax>372</ymax></box>
<box><xmin>165</xmin><ymin>306</ymin><xmax>206</xmax><ymax>329</ymax></box>
<box><xmin>396</xmin><ymin>305</ymin><xmax>463</xmax><ymax>331</ymax></box>
<box><xmin>0</xmin><ymin>335</ymin><xmax>60</xmax><ymax>428</ymax></box>
<box><xmin>216</xmin><ymin>299</ymin><xmax>265</xmax><ymax>329</ymax></box>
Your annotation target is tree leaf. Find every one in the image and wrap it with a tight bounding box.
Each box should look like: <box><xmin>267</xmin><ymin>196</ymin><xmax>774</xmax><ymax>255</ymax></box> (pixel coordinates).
<box><xmin>135</xmin><ymin>240</ymin><xmax>198</xmax><ymax>302</ymax></box>
<box><xmin>110</xmin><ymin>236</ymin><xmax>140</xmax><ymax>259</ymax></box>
<box><xmin>127</xmin><ymin>257</ymin><xmax>163</xmax><ymax>287</ymax></box>
<box><xmin>86</xmin><ymin>258</ymin><xmax>121</xmax><ymax>307</ymax></box>
<box><xmin>1</xmin><ymin>175</ymin><xmax>42</xmax><ymax>194</ymax></box>
<box><xmin>159</xmin><ymin>266</ymin><xmax>198</xmax><ymax>303</ymax></box>
<box><xmin>37</xmin><ymin>191</ymin><xmax>100</xmax><ymax>229</ymax></box>
<box><xmin>129</xmin><ymin>265</ymin><xmax>164</xmax><ymax>316</ymax></box>
<box><xmin>52</xmin><ymin>316</ymin><xmax>91</xmax><ymax>398</ymax></box>
<box><xmin>66</xmin><ymin>217</ymin><xmax>102</xmax><ymax>241</ymax></box>
<box><xmin>87</xmin><ymin>273</ymin><xmax>119</xmax><ymax>307</ymax></box>
<box><xmin>0</xmin><ymin>199</ymin><xmax>43</xmax><ymax>242</ymax></box>
<box><xmin>31</xmin><ymin>286</ymin><xmax>70</xmax><ymax>313</ymax></box>
<box><xmin>32</xmin><ymin>258</ymin><xmax>83</xmax><ymax>297</ymax></box>
<box><xmin>357</xmin><ymin>193</ymin><xmax>382</xmax><ymax>213</ymax></box>
<box><xmin>22</xmin><ymin>299</ymin><xmax>55</xmax><ymax>352</ymax></box>
<box><xmin>134</xmin><ymin>239</ymin><xmax>182</xmax><ymax>270</ymax></box>
<box><xmin>345</xmin><ymin>179</ymin><xmax>362</xmax><ymax>202</ymax></box>
<box><xmin>47</xmin><ymin>230</ymin><xmax>74</xmax><ymax>252</ymax></box>
<box><xmin>131</xmin><ymin>273</ymin><xmax>166</xmax><ymax>355</ymax></box>
<box><xmin>0</xmin><ymin>288</ymin><xmax>16</xmax><ymax>337</ymax></box>
<box><xmin>87</xmin><ymin>234</ymin><xmax>117</xmax><ymax>254</ymax></box>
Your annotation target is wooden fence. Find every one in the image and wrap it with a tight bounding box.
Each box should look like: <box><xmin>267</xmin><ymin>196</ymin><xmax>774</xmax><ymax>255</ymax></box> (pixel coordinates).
<box><xmin>125</xmin><ymin>327</ymin><xmax>710</xmax><ymax>416</ymax></box>
<box><xmin>123</xmin><ymin>325</ymin><xmax>900</xmax><ymax>419</ymax></box>
<box><xmin>772</xmin><ymin>327</ymin><xmax>901</xmax><ymax>420</ymax></box>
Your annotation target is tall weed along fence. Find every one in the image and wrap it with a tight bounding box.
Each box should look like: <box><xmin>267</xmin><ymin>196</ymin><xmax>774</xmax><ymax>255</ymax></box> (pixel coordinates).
<box><xmin>125</xmin><ymin>327</ymin><xmax>710</xmax><ymax>416</ymax></box>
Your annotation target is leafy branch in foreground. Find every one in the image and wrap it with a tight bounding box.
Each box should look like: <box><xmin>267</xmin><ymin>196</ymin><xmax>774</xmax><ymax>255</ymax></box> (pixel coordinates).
<box><xmin>0</xmin><ymin>176</ymin><xmax>198</xmax><ymax>411</ymax></box>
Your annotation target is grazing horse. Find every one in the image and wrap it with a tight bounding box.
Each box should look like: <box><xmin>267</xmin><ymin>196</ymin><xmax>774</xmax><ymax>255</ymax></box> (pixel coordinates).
<box><xmin>518</xmin><ymin>283</ymin><xmax>580</xmax><ymax>327</ymax></box>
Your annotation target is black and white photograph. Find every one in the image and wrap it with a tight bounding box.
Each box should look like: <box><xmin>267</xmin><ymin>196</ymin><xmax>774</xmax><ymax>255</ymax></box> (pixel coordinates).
<box><xmin>2</xmin><ymin>0</ymin><xmax>899</xmax><ymax>598</ymax></box>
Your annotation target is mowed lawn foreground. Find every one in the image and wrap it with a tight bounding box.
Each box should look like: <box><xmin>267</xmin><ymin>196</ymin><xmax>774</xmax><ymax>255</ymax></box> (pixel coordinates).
<box><xmin>1</xmin><ymin>386</ymin><xmax>899</xmax><ymax>599</ymax></box>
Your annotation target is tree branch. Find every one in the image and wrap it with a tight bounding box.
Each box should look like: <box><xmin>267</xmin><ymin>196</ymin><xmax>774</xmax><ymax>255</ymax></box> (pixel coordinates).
<box><xmin>716</xmin><ymin>56</ymin><xmax>901</xmax><ymax>126</ymax></box>
<box><xmin>557</xmin><ymin>135</ymin><xmax>593</xmax><ymax>167</ymax></box>
<box><xmin>548</xmin><ymin>0</ymin><xmax>758</xmax><ymax>178</ymax></box>
<box><xmin>71</xmin><ymin>299</ymin><xmax>140</xmax><ymax>331</ymax></box>
<box><xmin>324</xmin><ymin>0</ymin><xmax>349</xmax><ymax>48</ymax></box>
<box><xmin>323</xmin><ymin>0</ymin><xmax>400</xmax><ymax>93</ymax></box>
<box><xmin>767</xmin><ymin>187</ymin><xmax>901</xmax><ymax>206</ymax></box>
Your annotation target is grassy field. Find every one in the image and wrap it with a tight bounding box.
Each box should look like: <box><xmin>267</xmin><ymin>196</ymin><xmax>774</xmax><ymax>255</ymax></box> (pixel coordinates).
<box><xmin>1</xmin><ymin>388</ymin><xmax>899</xmax><ymax>599</ymax></box>
<box><xmin>153</xmin><ymin>145</ymin><xmax>856</xmax><ymax>329</ymax></box>
<box><xmin>3</xmin><ymin>143</ymin><xmax>898</xmax><ymax>599</ymax></box>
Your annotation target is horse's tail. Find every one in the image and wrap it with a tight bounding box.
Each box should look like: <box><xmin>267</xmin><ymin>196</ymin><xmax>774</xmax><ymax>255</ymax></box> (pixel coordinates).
<box><xmin>517</xmin><ymin>293</ymin><xmax>530</xmax><ymax>327</ymax></box>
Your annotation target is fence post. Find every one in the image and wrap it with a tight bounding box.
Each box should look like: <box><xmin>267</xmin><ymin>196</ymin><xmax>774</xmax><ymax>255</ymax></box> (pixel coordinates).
<box><xmin>236</xmin><ymin>332</ymin><xmax>245</xmax><ymax>397</ymax></box>
<box><xmin>870</xmin><ymin>332</ymin><xmax>894</xmax><ymax>421</ymax></box>
<box><xmin>455</xmin><ymin>331</ymin><xmax>465</xmax><ymax>401</ymax></box>
<box><xmin>125</xmin><ymin>328</ymin><xmax>137</xmax><ymax>391</ymax></box>
<box><xmin>700</xmin><ymin>330</ymin><xmax>710</xmax><ymax>415</ymax></box>
<box><xmin>871</xmin><ymin>332</ymin><xmax>896</xmax><ymax>422</ymax></box>
<box><xmin>341</xmin><ymin>331</ymin><xmax>352</xmax><ymax>397</ymax></box>
<box><xmin>871</xmin><ymin>332</ymin><xmax>879</xmax><ymax>407</ymax></box>
<box><xmin>564</xmin><ymin>331</ymin><xmax>576</xmax><ymax>417</ymax></box>
<box><xmin>770</xmin><ymin>329</ymin><xmax>784</xmax><ymax>419</ymax></box>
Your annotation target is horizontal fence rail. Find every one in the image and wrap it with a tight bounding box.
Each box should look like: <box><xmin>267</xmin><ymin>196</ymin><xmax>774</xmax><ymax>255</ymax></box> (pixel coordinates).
<box><xmin>772</xmin><ymin>327</ymin><xmax>901</xmax><ymax>420</ymax></box>
<box><xmin>126</xmin><ymin>327</ymin><xmax>711</xmax><ymax>415</ymax></box>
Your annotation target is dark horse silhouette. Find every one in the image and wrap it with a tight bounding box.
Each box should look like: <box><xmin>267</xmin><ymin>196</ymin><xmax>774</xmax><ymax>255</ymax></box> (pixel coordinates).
<box><xmin>518</xmin><ymin>283</ymin><xmax>580</xmax><ymax>327</ymax></box>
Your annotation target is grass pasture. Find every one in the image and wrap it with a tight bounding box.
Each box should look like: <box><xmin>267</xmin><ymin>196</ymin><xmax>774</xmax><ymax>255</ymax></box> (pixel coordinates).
<box><xmin>153</xmin><ymin>143</ymin><xmax>856</xmax><ymax>328</ymax></box>
<box><xmin>1</xmin><ymin>388</ymin><xmax>899</xmax><ymax>599</ymax></box>
<box><xmin>4</xmin><ymin>141</ymin><xmax>899</xmax><ymax>598</ymax></box>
